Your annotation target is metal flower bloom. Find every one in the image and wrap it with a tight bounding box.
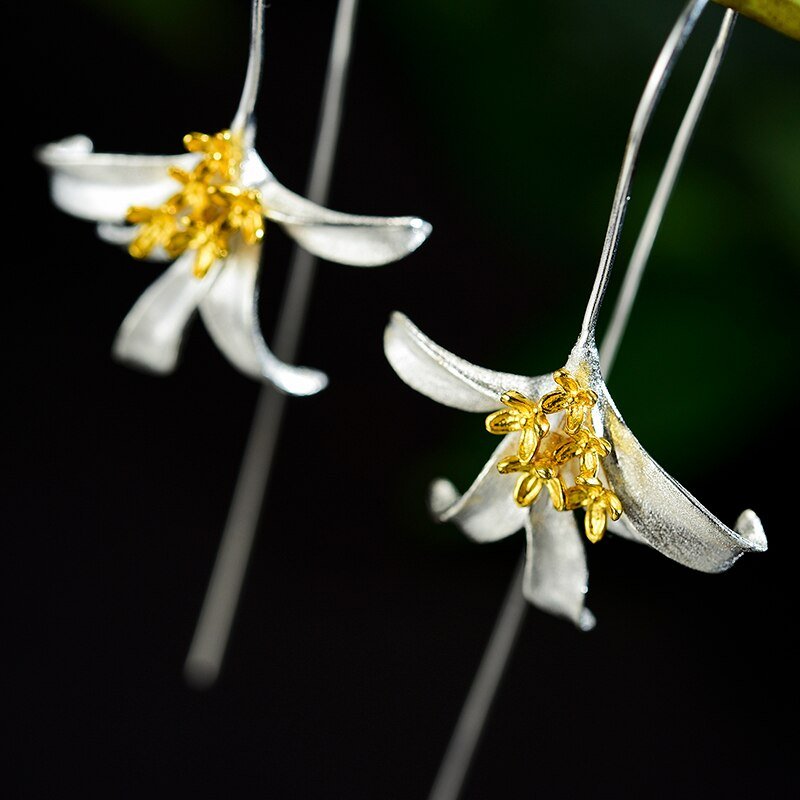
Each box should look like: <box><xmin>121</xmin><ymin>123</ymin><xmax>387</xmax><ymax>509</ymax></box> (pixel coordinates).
<box><xmin>385</xmin><ymin>313</ymin><xmax>766</xmax><ymax>630</ymax></box>
<box><xmin>384</xmin><ymin>2</ymin><xmax>766</xmax><ymax>631</ymax></box>
<box><xmin>37</xmin><ymin>2</ymin><xmax>430</xmax><ymax>396</ymax></box>
<box><xmin>125</xmin><ymin>131</ymin><xmax>266</xmax><ymax>279</ymax></box>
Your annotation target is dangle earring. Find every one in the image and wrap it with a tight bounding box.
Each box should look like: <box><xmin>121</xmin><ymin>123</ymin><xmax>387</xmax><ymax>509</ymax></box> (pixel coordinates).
<box><xmin>37</xmin><ymin>0</ymin><xmax>430</xmax><ymax>687</ymax></box>
<box><xmin>384</xmin><ymin>2</ymin><xmax>782</xmax><ymax>798</ymax></box>
<box><xmin>38</xmin><ymin>0</ymin><xmax>430</xmax><ymax>394</ymax></box>
<box><xmin>385</xmin><ymin>1</ymin><xmax>764</xmax><ymax>632</ymax></box>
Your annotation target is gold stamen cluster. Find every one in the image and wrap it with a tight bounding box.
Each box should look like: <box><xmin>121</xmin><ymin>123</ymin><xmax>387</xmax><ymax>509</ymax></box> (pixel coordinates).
<box><xmin>485</xmin><ymin>370</ymin><xmax>622</xmax><ymax>543</ymax></box>
<box><xmin>126</xmin><ymin>130</ymin><xmax>265</xmax><ymax>278</ymax></box>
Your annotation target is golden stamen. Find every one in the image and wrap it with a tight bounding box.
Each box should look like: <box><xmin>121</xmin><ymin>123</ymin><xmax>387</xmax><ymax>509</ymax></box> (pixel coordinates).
<box><xmin>125</xmin><ymin>129</ymin><xmax>266</xmax><ymax>278</ymax></box>
<box><xmin>488</xmin><ymin>369</ymin><xmax>622</xmax><ymax>542</ymax></box>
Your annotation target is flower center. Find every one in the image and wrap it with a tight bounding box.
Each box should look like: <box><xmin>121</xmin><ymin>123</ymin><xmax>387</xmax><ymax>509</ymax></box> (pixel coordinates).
<box><xmin>126</xmin><ymin>130</ymin><xmax>265</xmax><ymax>278</ymax></box>
<box><xmin>486</xmin><ymin>369</ymin><xmax>622</xmax><ymax>543</ymax></box>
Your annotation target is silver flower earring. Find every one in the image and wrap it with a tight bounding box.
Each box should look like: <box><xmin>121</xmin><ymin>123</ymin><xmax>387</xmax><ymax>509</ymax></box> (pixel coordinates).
<box><xmin>37</xmin><ymin>0</ymin><xmax>430</xmax><ymax>687</ymax></box>
<box><xmin>38</xmin><ymin>0</ymin><xmax>430</xmax><ymax>396</ymax></box>
<box><xmin>384</xmin><ymin>0</ymin><xmax>765</xmax><ymax>633</ymax></box>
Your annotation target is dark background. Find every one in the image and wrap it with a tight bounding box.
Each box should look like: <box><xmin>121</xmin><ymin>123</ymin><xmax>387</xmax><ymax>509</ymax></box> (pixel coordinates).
<box><xmin>13</xmin><ymin>1</ymin><xmax>798</xmax><ymax>797</ymax></box>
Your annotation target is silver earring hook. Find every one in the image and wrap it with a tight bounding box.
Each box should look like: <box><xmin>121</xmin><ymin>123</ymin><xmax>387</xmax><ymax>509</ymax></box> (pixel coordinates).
<box><xmin>579</xmin><ymin>0</ymin><xmax>709</xmax><ymax>347</ymax></box>
<box><xmin>231</xmin><ymin>0</ymin><xmax>266</xmax><ymax>145</ymax></box>
<box><xmin>600</xmin><ymin>8</ymin><xmax>738</xmax><ymax>373</ymax></box>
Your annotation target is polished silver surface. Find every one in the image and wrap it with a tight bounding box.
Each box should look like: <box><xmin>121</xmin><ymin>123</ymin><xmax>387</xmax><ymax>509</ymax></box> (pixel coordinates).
<box><xmin>601</xmin><ymin>379</ymin><xmax>767</xmax><ymax>570</ymax></box>
<box><xmin>113</xmin><ymin>252</ymin><xmax>219</xmax><ymax>374</ymax></box>
<box><xmin>429</xmin><ymin>435</ymin><xmax>527</xmax><ymax>543</ymax></box>
<box><xmin>263</xmin><ymin>204</ymin><xmax>431</xmax><ymax>267</ymax></box>
<box><xmin>36</xmin><ymin>136</ymin><xmax>195</xmax><ymax>222</ymax></box>
<box><xmin>524</xmin><ymin>501</ymin><xmax>594</xmax><ymax>631</ymax></box>
<box><xmin>384</xmin><ymin>311</ymin><xmax>551</xmax><ymax>412</ymax></box>
<box><xmin>36</xmin><ymin>0</ymin><xmax>430</xmax><ymax>392</ymax></box>
<box><xmin>564</xmin><ymin>335</ymin><xmax>766</xmax><ymax>570</ymax></box>
<box><xmin>198</xmin><ymin>242</ymin><xmax>329</xmax><ymax>395</ymax></box>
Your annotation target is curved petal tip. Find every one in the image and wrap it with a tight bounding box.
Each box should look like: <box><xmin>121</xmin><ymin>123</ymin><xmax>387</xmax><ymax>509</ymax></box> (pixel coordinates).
<box><xmin>601</xmin><ymin>392</ymin><xmax>768</xmax><ymax>572</ymax></box>
<box><xmin>111</xmin><ymin>252</ymin><xmax>212</xmax><ymax>376</ymax></box>
<box><xmin>259</xmin><ymin>176</ymin><xmax>431</xmax><ymax>266</ymax></box>
<box><xmin>523</xmin><ymin>505</ymin><xmax>593</xmax><ymax>629</ymax></box>
<box><xmin>36</xmin><ymin>134</ymin><xmax>94</xmax><ymax>162</ymax></box>
<box><xmin>189</xmin><ymin>242</ymin><xmax>329</xmax><ymax>395</ymax></box>
<box><xmin>384</xmin><ymin>311</ymin><xmax>550</xmax><ymax>413</ymax></box>
<box><xmin>409</xmin><ymin>217</ymin><xmax>433</xmax><ymax>250</ymax></box>
<box><xmin>112</xmin><ymin>338</ymin><xmax>176</xmax><ymax>375</ymax></box>
<box><xmin>429</xmin><ymin>478</ymin><xmax>460</xmax><ymax>520</ymax></box>
<box><xmin>735</xmin><ymin>509</ymin><xmax>768</xmax><ymax>552</ymax></box>
<box><xmin>425</xmin><ymin>436</ymin><xmax>527</xmax><ymax>543</ymax></box>
<box><xmin>274</xmin><ymin>366</ymin><xmax>329</xmax><ymax>397</ymax></box>
<box><xmin>37</xmin><ymin>136</ymin><xmax>193</xmax><ymax>223</ymax></box>
<box><xmin>578</xmin><ymin>608</ymin><xmax>597</xmax><ymax>632</ymax></box>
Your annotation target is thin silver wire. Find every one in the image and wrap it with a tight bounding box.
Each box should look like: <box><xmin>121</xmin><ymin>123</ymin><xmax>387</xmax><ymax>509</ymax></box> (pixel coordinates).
<box><xmin>427</xmin><ymin>5</ymin><xmax>737</xmax><ymax>800</ymax></box>
<box><xmin>184</xmin><ymin>0</ymin><xmax>360</xmax><ymax>690</ymax></box>
<box><xmin>231</xmin><ymin>0</ymin><xmax>265</xmax><ymax>146</ymax></box>
<box><xmin>600</xmin><ymin>8</ymin><xmax>737</xmax><ymax>372</ymax></box>
<box><xmin>579</xmin><ymin>0</ymin><xmax>708</xmax><ymax>345</ymax></box>
<box><xmin>427</xmin><ymin>558</ymin><xmax>528</xmax><ymax>800</ymax></box>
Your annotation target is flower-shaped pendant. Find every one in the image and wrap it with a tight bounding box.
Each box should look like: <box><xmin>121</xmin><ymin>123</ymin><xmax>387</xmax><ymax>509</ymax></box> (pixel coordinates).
<box><xmin>38</xmin><ymin>1</ymin><xmax>430</xmax><ymax>396</ymax></box>
<box><xmin>385</xmin><ymin>313</ymin><xmax>766</xmax><ymax>629</ymax></box>
<box><xmin>384</xmin><ymin>0</ymin><xmax>765</xmax><ymax>630</ymax></box>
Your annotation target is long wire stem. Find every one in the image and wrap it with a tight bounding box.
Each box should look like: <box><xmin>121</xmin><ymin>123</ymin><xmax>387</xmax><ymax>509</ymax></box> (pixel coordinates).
<box><xmin>427</xmin><ymin>559</ymin><xmax>528</xmax><ymax>800</ymax></box>
<box><xmin>600</xmin><ymin>8</ymin><xmax>737</xmax><ymax>372</ymax></box>
<box><xmin>427</xmin><ymin>5</ymin><xmax>737</xmax><ymax>799</ymax></box>
<box><xmin>231</xmin><ymin>0</ymin><xmax>266</xmax><ymax>145</ymax></box>
<box><xmin>184</xmin><ymin>0</ymin><xmax>361</xmax><ymax>689</ymax></box>
<box><xmin>579</xmin><ymin>0</ymin><xmax>708</xmax><ymax>345</ymax></box>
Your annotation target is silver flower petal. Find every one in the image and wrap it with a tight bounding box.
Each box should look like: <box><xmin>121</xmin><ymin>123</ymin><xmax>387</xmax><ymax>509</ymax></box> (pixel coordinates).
<box><xmin>198</xmin><ymin>242</ymin><xmax>328</xmax><ymax>396</ymax></box>
<box><xmin>566</xmin><ymin>337</ymin><xmax>766</xmax><ymax>571</ymax></box>
<box><xmin>37</xmin><ymin>136</ymin><xmax>197</xmax><ymax>223</ymax></box>
<box><xmin>429</xmin><ymin>435</ymin><xmax>528</xmax><ymax>542</ymax></box>
<box><xmin>389</xmin><ymin>319</ymin><xmax>765</xmax><ymax>627</ymax></box>
<box><xmin>384</xmin><ymin>312</ymin><xmax>551</xmax><ymax>412</ymax></box>
<box><xmin>112</xmin><ymin>251</ymin><xmax>218</xmax><ymax>374</ymax></box>
<box><xmin>600</xmin><ymin>390</ymin><xmax>767</xmax><ymax>572</ymax></box>
<box><xmin>260</xmin><ymin>179</ymin><xmax>431</xmax><ymax>266</ymax></box>
<box><xmin>524</xmin><ymin>503</ymin><xmax>595</xmax><ymax>631</ymax></box>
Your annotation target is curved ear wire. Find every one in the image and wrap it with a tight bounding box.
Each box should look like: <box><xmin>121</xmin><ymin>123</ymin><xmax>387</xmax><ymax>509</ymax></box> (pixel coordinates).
<box><xmin>599</xmin><ymin>8</ymin><xmax>738</xmax><ymax>373</ymax></box>
<box><xmin>231</xmin><ymin>0</ymin><xmax>266</xmax><ymax>146</ymax></box>
<box><xmin>578</xmin><ymin>0</ymin><xmax>736</xmax><ymax>350</ymax></box>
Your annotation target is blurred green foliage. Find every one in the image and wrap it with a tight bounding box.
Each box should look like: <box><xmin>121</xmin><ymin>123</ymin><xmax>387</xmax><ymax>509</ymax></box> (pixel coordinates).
<box><xmin>78</xmin><ymin>0</ymin><xmax>241</xmax><ymax>63</ymax></box>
